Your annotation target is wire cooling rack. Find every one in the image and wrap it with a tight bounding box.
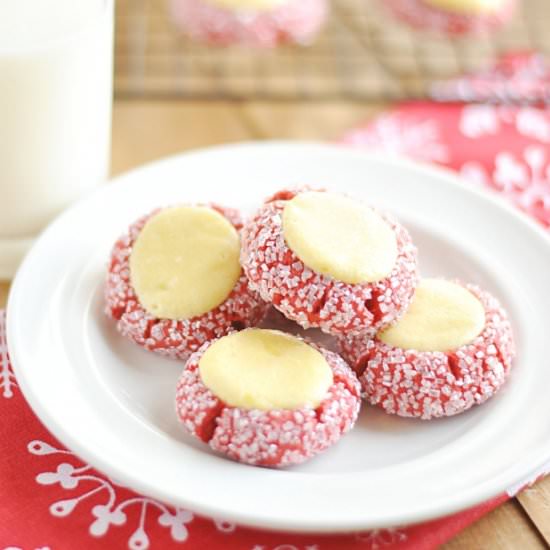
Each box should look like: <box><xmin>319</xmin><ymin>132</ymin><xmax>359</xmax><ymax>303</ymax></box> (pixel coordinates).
<box><xmin>114</xmin><ymin>0</ymin><xmax>550</xmax><ymax>99</ymax></box>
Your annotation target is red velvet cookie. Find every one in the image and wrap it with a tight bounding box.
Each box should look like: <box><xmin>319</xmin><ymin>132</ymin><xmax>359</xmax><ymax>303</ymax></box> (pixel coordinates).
<box><xmin>175</xmin><ymin>328</ymin><xmax>361</xmax><ymax>467</ymax></box>
<box><xmin>105</xmin><ymin>205</ymin><xmax>268</xmax><ymax>360</ymax></box>
<box><xmin>383</xmin><ymin>0</ymin><xmax>516</xmax><ymax>36</ymax></box>
<box><xmin>240</xmin><ymin>189</ymin><xmax>419</xmax><ymax>336</ymax></box>
<box><xmin>169</xmin><ymin>0</ymin><xmax>328</xmax><ymax>48</ymax></box>
<box><xmin>338</xmin><ymin>279</ymin><xmax>515</xmax><ymax>419</ymax></box>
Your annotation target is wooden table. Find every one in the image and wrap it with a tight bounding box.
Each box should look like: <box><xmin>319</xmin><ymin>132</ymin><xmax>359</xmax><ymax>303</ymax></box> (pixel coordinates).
<box><xmin>2</xmin><ymin>99</ymin><xmax>549</xmax><ymax>548</ymax></box>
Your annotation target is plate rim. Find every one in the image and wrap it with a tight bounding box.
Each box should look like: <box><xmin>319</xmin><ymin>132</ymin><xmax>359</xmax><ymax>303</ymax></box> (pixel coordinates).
<box><xmin>7</xmin><ymin>140</ymin><xmax>550</xmax><ymax>533</ymax></box>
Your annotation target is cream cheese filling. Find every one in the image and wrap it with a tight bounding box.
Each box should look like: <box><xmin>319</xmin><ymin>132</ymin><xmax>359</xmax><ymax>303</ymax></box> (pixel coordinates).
<box><xmin>199</xmin><ymin>329</ymin><xmax>333</xmax><ymax>410</ymax></box>
<box><xmin>423</xmin><ymin>0</ymin><xmax>503</xmax><ymax>15</ymax></box>
<box><xmin>204</xmin><ymin>0</ymin><xmax>288</xmax><ymax>11</ymax></box>
<box><xmin>129</xmin><ymin>206</ymin><xmax>241</xmax><ymax>320</ymax></box>
<box><xmin>379</xmin><ymin>279</ymin><xmax>486</xmax><ymax>352</ymax></box>
<box><xmin>282</xmin><ymin>191</ymin><xmax>398</xmax><ymax>284</ymax></box>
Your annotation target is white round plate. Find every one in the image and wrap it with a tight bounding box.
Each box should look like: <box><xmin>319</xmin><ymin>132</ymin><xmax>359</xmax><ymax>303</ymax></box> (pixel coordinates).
<box><xmin>8</xmin><ymin>142</ymin><xmax>550</xmax><ymax>533</ymax></box>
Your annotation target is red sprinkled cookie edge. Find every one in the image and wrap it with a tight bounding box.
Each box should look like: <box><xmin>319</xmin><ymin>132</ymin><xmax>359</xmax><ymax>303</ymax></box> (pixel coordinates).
<box><xmin>169</xmin><ymin>0</ymin><xmax>329</xmax><ymax>47</ymax></box>
<box><xmin>104</xmin><ymin>204</ymin><xmax>269</xmax><ymax>361</ymax></box>
<box><xmin>240</xmin><ymin>189</ymin><xmax>419</xmax><ymax>336</ymax></box>
<box><xmin>337</xmin><ymin>282</ymin><xmax>515</xmax><ymax>419</ymax></box>
<box><xmin>175</xmin><ymin>333</ymin><xmax>361</xmax><ymax>467</ymax></box>
<box><xmin>383</xmin><ymin>0</ymin><xmax>517</xmax><ymax>35</ymax></box>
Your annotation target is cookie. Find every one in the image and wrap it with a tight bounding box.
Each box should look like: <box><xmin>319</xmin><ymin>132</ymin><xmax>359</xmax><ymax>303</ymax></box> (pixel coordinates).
<box><xmin>170</xmin><ymin>0</ymin><xmax>328</xmax><ymax>47</ymax></box>
<box><xmin>383</xmin><ymin>0</ymin><xmax>516</xmax><ymax>35</ymax></box>
<box><xmin>105</xmin><ymin>205</ymin><xmax>268</xmax><ymax>360</ymax></box>
<box><xmin>241</xmin><ymin>189</ymin><xmax>419</xmax><ymax>336</ymax></box>
<box><xmin>175</xmin><ymin>328</ymin><xmax>361</xmax><ymax>467</ymax></box>
<box><xmin>338</xmin><ymin>279</ymin><xmax>515</xmax><ymax>419</ymax></box>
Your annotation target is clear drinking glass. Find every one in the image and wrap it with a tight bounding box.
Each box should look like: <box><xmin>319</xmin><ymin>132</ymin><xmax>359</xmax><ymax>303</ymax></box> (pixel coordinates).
<box><xmin>0</xmin><ymin>0</ymin><xmax>114</xmax><ymax>279</ymax></box>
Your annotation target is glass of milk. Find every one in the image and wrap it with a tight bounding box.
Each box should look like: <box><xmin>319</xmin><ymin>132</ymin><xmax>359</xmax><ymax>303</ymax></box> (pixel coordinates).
<box><xmin>0</xmin><ymin>0</ymin><xmax>114</xmax><ymax>279</ymax></box>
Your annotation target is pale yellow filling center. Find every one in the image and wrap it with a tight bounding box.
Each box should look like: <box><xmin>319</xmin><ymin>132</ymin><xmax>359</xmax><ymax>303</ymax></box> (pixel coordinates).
<box><xmin>204</xmin><ymin>0</ymin><xmax>288</xmax><ymax>11</ymax></box>
<box><xmin>129</xmin><ymin>206</ymin><xmax>241</xmax><ymax>320</ymax></box>
<box><xmin>424</xmin><ymin>0</ymin><xmax>503</xmax><ymax>15</ymax></box>
<box><xmin>199</xmin><ymin>329</ymin><xmax>333</xmax><ymax>410</ymax></box>
<box><xmin>379</xmin><ymin>279</ymin><xmax>486</xmax><ymax>352</ymax></box>
<box><xmin>282</xmin><ymin>192</ymin><xmax>398</xmax><ymax>284</ymax></box>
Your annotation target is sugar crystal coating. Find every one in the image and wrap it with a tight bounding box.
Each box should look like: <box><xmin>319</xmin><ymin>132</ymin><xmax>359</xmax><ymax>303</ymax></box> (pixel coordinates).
<box><xmin>170</xmin><ymin>0</ymin><xmax>329</xmax><ymax>47</ymax></box>
<box><xmin>383</xmin><ymin>0</ymin><xmax>516</xmax><ymax>35</ymax></box>
<box><xmin>240</xmin><ymin>189</ymin><xmax>419</xmax><ymax>336</ymax></box>
<box><xmin>104</xmin><ymin>205</ymin><xmax>269</xmax><ymax>361</ymax></box>
<box><xmin>176</xmin><ymin>334</ymin><xmax>361</xmax><ymax>467</ymax></box>
<box><xmin>338</xmin><ymin>283</ymin><xmax>515</xmax><ymax>419</ymax></box>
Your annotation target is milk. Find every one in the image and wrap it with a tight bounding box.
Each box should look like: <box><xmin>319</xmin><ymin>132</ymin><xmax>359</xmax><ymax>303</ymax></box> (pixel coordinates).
<box><xmin>0</xmin><ymin>0</ymin><xmax>114</xmax><ymax>278</ymax></box>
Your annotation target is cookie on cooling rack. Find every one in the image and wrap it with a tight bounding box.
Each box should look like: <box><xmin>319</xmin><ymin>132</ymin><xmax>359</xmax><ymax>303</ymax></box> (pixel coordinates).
<box><xmin>169</xmin><ymin>0</ymin><xmax>329</xmax><ymax>47</ymax></box>
<box><xmin>383</xmin><ymin>0</ymin><xmax>516</xmax><ymax>35</ymax></box>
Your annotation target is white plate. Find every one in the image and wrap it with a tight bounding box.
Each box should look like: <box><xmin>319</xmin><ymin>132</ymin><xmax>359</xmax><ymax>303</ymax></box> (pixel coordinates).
<box><xmin>8</xmin><ymin>142</ymin><xmax>550</xmax><ymax>533</ymax></box>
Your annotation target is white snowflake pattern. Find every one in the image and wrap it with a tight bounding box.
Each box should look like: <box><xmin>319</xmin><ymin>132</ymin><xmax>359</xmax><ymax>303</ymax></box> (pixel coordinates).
<box><xmin>459</xmin><ymin>105</ymin><xmax>500</xmax><ymax>139</ymax></box>
<box><xmin>28</xmin><ymin>439</ymin><xmax>236</xmax><ymax>550</ymax></box>
<box><xmin>460</xmin><ymin>145</ymin><xmax>550</xmax><ymax>227</ymax></box>
<box><xmin>459</xmin><ymin>104</ymin><xmax>550</xmax><ymax>142</ymax></box>
<box><xmin>516</xmin><ymin>108</ymin><xmax>550</xmax><ymax>143</ymax></box>
<box><xmin>0</xmin><ymin>310</ymin><xmax>17</xmax><ymax>399</ymax></box>
<box><xmin>342</xmin><ymin>114</ymin><xmax>449</xmax><ymax>163</ymax></box>
<box><xmin>355</xmin><ymin>528</ymin><xmax>408</xmax><ymax>549</ymax></box>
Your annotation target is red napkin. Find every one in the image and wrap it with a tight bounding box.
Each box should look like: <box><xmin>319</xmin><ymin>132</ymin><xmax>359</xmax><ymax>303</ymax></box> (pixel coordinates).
<box><xmin>0</xmin><ymin>309</ymin><xmax>528</xmax><ymax>550</ymax></box>
<box><xmin>2</xmin><ymin>53</ymin><xmax>550</xmax><ymax>550</ymax></box>
<box><xmin>342</xmin><ymin>102</ymin><xmax>550</xmax><ymax>229</ymax></box>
